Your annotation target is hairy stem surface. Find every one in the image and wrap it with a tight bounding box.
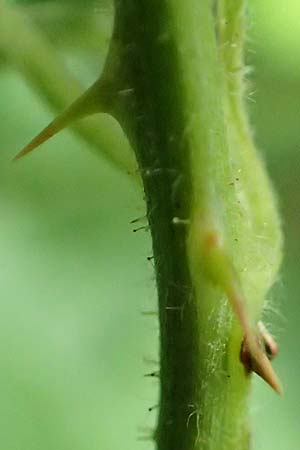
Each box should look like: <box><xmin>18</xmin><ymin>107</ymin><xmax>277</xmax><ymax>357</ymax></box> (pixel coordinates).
<box><xmin>102</xmin><ymin>1</ymin><xmax>282</xmax><ymax>449</ymax></box>
<box><xmin>9</xmin><ymin>0</ymin><xmax>283</xmax><ymax>448</ymax></box>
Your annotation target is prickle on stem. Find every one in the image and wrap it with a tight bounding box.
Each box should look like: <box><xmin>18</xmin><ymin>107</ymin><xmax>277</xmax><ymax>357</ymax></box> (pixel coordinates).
<box><xmin>13</xmin><ymin>80</ymin><xmax>108</xmax><ymax>161</ymax></box>
<box><xmin>199</xmin><ymin>227</ymin><xmax>282</xmax><ymax>395</ymax></box>
<box><xmin>240</xmin><ymin>322</ymin><xmax>282</xmax><ymax>395</ymax></box>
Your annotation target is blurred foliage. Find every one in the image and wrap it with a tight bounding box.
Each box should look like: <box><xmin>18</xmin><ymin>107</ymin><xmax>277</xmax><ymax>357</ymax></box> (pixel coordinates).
<box><xmin>0</xmin><ymin>1</ymin><xmax>299</xmax><ymax>449</ymax></box>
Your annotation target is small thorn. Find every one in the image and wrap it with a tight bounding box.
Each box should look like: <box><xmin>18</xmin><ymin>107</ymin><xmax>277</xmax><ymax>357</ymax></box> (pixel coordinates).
<box><xmin>130</xmin><ymin>215</ymin><xmax>147</xmax><ymax>224</ymax></box>
<box><xmin>172</xmin><ymin>217</ymin><xmax>190</xmax><ymax>226</ymax></box>
<box><xmin>133</xmin><ymin>225</ymin><xmax>149</xmax><ymax>233</ymax></box>
<box><xmin>148</xmin><ymin>404</ymin><xmax>159</xmax><ymax>412</ymax></box>
<box><xmin>118</xmin><ymin>88</ymin><xmax>135</xmax><ymax>97</ymax></box>
<box><xmin>240</xmin><ymin>332</ymin><xmax>283</xmax><ymax>395</ymax></box>
<box><xmin>165</xmin><ymin>305</ymin><xmax>182</xmax><ymax>311</ymax></box>
<box><xmin>144</xmin><ymin>371</ymin><xmax>159</xmax><ymax>378</ymax></box>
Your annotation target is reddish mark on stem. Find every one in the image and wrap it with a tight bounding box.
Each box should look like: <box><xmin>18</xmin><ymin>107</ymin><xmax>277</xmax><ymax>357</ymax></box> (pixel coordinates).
<box><xmin>204</xmin><ymin>232</ymin><xmax>220</xmax><ymax>249</ymax></box>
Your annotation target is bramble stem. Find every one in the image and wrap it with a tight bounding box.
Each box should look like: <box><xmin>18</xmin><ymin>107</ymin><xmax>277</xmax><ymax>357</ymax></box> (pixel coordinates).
<box><xmin>7</xmin><ymin>0</ymin><xmax>283</xmax><ymax>448</ymax></box>
<box><xmin>99</xmin><ymin>1</ymin><xmax>283</xmax><ymax>449</ymax></box>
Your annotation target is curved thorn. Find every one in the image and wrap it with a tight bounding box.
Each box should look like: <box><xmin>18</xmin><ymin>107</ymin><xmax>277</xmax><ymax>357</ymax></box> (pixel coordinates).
<box><xmin>241</xmin><ymin>331</ymin><xmax>283</xmax><ymax>396</ymax></box>
<box><xmin>251</xmin><ymin>346</ymin><xmax>283</xmax><ymax>395</ymax></box>
<box><xmin>13</xmin><ymin>80</ymin><xmax>108</xmax><ymax>161</ymax></box>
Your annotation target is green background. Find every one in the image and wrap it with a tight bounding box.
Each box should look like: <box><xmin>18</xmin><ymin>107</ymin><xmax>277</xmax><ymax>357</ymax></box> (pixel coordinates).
<box><xmin>0</xmin><ymin>1</ymin><xmax>299</xmax><ymax>449</ymax></box>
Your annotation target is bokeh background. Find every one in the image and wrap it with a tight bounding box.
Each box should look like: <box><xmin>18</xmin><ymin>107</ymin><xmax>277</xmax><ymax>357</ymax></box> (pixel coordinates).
<box><xmin>0</xmin><ymin>1</ymin><xmax>299</xmax><ymax>449</ymax></box>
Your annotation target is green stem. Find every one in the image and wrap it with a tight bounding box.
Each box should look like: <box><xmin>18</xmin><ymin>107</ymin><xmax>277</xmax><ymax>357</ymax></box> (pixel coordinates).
<box><xmin>102</xmin><ymin>1</ymin><xmax>275</xmax><ymax>448</ymax></box>
<box><xmin>7</xmin><ymin>0</ymin><xmax>283</xmax><ymax>448</ymax></box>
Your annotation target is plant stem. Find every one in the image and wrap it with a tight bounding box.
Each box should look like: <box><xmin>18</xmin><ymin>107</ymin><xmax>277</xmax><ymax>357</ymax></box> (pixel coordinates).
<box><xmin>102</xmin><ymin>1</ymin><xmax>281</xmax><ymax>448</ymax></box>
<box><xmin>7</xmin><ymin>0</ymin><xmax>283</xmax><ymax>447</ymax></box>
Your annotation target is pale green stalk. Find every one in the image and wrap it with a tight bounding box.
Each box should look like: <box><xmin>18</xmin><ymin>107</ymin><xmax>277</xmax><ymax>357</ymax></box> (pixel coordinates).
<box><xmin>217</xmin><ymin>0</ymin><xmax>282</xmax><ymax>322</ymax></box>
